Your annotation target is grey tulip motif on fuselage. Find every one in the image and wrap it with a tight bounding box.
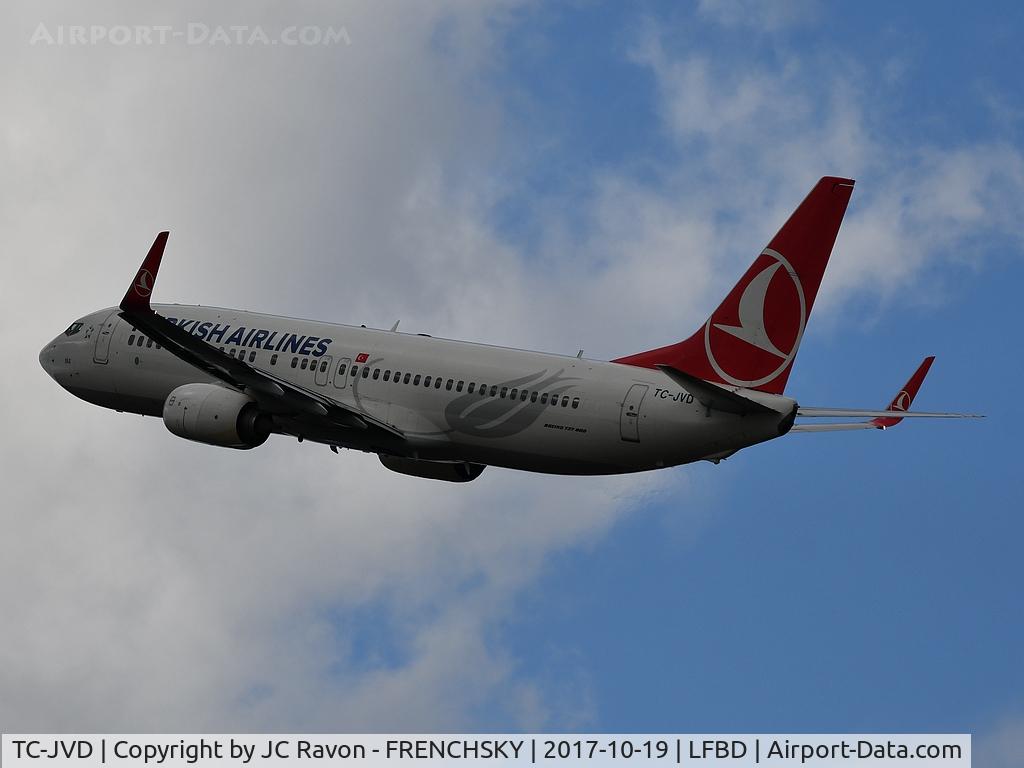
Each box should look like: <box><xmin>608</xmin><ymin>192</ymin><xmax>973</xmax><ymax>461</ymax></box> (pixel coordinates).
<box><xmin>443</xmin><ymin>369</ymin><xmax>579</xmax><ymax>438</ymax></box>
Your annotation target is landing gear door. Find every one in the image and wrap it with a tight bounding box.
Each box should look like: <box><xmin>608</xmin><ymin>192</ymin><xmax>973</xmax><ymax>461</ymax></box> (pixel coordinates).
<box><xmin>620</xmin><ymin>383</ymin><xmax>649</xmax><ymax>443</ymax></box>
<box><xmin>333</xmin><ymin>357</ymin><xmax>352</xmax><ymax>389</ymax></box>
<box><xmin>93</xmin><ymin>310</ymin><xmax>118</xmax><ymax>364</ymax></box>
<box><xmin>314</xmin><ymin>355</ymin><xmax>333</xmax><ymax>386</ymax></box>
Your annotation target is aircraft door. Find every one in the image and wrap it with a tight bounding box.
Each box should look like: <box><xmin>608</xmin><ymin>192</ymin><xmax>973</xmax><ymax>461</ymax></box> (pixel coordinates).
<box><xmin>333</xmin><ymin>357</ymin><xmax>351</xmax><ymax>389</ymax></box>
<box><xmin>93</xmin><ymin>310</ymin><xmax>119</xmax><ymax>364</ymax></box>
<box><xmin>315</xmin><ymin>355</ymin><xmax>333</xmax><ymax>386</ymax></box>
<box><xmin>620</xmin><ymin>383</ymin><xmax>649</xmax><ymax>443</ymax></box>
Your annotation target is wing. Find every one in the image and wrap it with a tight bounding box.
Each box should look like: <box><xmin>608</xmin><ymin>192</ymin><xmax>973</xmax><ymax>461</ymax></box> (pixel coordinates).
<box><xmin>118</xmin><ymin>232</ymin><xmax>404</xmax><ymax>441</ymax></box>
<box><xmin>792</xmin><ymin>356</ymin><xmax>981</xmax><ymax>433</ymax></box>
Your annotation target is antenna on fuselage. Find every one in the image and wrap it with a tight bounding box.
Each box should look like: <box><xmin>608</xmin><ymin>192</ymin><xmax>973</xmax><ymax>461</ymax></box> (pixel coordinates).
<box><xmin>577</xmin><ymin>349</ymin><xmax>584</xmax><ymax>358</ymax></box>
<box><xmin>390</xmin><ymin>320</ymin><xmax>400</xmax><ymax>332</ymax></box>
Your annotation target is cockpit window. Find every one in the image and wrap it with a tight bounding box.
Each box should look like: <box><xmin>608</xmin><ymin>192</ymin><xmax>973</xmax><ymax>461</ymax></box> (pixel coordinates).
<box><xmin>64</xmin><ymin>322</ymin><xmax>83</xmax><ymax>336</ymax></box>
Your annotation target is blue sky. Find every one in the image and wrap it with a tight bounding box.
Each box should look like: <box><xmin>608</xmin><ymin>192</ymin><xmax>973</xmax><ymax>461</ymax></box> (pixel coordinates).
<box><xmin>2</xmin><ymin>0</ymin><xmax>1022</xmax><ymax>757</ymax></box>
<box><xmin>462</xmin><ymin>0</ymin><xmax>1024</xmax><ymax>738</ymax></box>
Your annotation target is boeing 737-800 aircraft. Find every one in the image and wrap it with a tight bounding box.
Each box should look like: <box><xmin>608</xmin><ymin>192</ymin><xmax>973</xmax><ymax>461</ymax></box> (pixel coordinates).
<box><xmin>40</xmin><ymin>177</ymin><xmax>976</xmax><ymax>481</ymax></box>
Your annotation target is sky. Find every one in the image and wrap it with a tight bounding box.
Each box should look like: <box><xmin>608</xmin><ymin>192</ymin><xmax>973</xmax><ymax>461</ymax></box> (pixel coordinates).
<box><xmin>1</xmin><ymin>0</ymin><xmax>1022</xmax><ymax>761</ymax></box>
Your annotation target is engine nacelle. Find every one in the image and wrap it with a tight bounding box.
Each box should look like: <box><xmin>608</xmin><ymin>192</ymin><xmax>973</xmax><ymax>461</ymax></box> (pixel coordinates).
<box><xmin>379</xmin><ymin>455</ymin><xmax>485</xmax><ymax>482</ymax></box>
<box><xmin>163</xmin><ymin>383</ymin><xmax>271</xmax><ymax>449</ymax></box>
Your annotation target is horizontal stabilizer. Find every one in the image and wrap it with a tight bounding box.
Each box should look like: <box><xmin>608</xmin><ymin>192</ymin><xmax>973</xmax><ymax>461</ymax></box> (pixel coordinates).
<box><xmin>656</xmin><ymin>365</ymin><xmax>777</xmax><ymax>415</ymax></box>
<box><xmin>796</xmin><ymin>407</ymin><xmax>981</xmax><ymax>419</ymax></box>
<box><xmin>791</xmin><ymin>422</ymin><xmax>884</xmax><ymax>432</ymax></box>
<box><xmin>793</xmin><ymin>357</ymin><xmax>981</xmax><ymax>434</ymax></box>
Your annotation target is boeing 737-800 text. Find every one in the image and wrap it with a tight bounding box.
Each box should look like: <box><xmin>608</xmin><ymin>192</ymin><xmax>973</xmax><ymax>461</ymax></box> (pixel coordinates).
<box><xmin>40</xmin><ymin>177</ymin><xmax>977</xmax><ymax>481</ymax></box>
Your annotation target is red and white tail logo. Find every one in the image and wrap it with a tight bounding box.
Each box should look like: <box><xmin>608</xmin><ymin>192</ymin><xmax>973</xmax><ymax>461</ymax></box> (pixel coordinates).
<box><xmin>613</xmin><ymin>176</ymin><xmax>854</xmax><ymax>394</ymax></box>
<box><xmin>134</xmin><ymin>269</ymin><xmax>154</xmax><ymax>298</ymax></box>
<box><xmin>704</xmin><ymin>248</ymin><xmax>806</xmax><ymax>388</ymax></box>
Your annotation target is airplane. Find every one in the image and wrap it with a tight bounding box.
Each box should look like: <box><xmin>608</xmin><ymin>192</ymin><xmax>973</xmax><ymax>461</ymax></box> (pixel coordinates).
<box><xmin>39</xmin><ymin>177</ymin><xmax>978</xmax><ymax>482</ymax></box>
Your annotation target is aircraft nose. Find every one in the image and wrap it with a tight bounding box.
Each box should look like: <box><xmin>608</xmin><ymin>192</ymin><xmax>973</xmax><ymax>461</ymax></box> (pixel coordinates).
<box><xmin>39</xmin><ymin>340</ymin><xmax>59</xmax><ymax>378</ymax></box>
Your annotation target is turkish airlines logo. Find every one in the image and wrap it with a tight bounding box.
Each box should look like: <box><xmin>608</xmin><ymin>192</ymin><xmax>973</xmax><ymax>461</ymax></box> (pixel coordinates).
<box><xmin>892</xmin><ymin>390</ymin><xmax>911</xmax><ymax>412</ymax></box>
<box><xmin>703</xmin><ymin>248</ymin><xmax>806</xmax><ymax>388</ymax></box>
<box><xmin>134</xmin><ymin>269</ymin><xmax>154</xmax><ymax>298</ymax></box>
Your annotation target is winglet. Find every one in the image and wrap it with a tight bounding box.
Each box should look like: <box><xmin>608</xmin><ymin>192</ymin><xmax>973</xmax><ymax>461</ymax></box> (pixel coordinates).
<box><xmin>120</xmin><ymin>231</ymin><xmax>169</xmax><ymax>313</ymax></box>
<box><xmin>871</xmin><ymin>356</ymin><xmax>935</xmax><ymax>429</ymax></box>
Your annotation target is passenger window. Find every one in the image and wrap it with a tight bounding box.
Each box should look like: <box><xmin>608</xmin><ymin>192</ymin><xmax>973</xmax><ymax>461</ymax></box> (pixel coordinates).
<box><xmin>146</xmin><ymin>338</ymin><xmax>153</xmax><ymax>348</ymax></box>
<box><xmin>350</xmin><ymin>366</ymin><xmax>358</xmax><ymax>377</ymax></box>
<box><xmin>373</xmin><ymin>368</ymin><xmax>380</xmax><ymax>380</ymax></box>
<box><xmin>540</xmin><ymin>393</ymin><xmax>548</xmax><ymax>404</ymax></box>
<box><xmin>271</xmin><ymin>354</ymin><xmax>278</xmax><ymax>365</ymax></box>
<box><xmin>530</xmin><ymin>391</ymin><xmax>538</xmax><ymax>403</ymax></box>
<box><xmin>251</xmin><ymin>352</ymin><xmax>258</xmax><ymax>363</ymax></box>
<box><xmin>424</xmin><ymin>376</ymin><xmax>432</xmax><ymax>387</ymax></box>
<box><xmin>138</xmin><ymin>336</ymin><xmax>145</xmax><ymax>346</ymax></box>
<box><xmin>383</xmin><ymin>370</ymin><xmax>391</xmax><ymax>382</ymax></box>
<box><xmin>490</xmin><ymin>385</ymin><xmax>498</xmax><ymax>397</ymax></box>
<box><xmin>500</xmin><ymin>387</ymin><xmax>508</xmax><ymax>399</ymax></box>
<box><xmin>572</xmin><ymin>397</ymin><xmax>580</xmax><ymax>409</ymax></box>
<box><xmin>338</xmin><ymin>362</ymin><xmax>346</xmax><ymax>376</ymax></box>
<box><xmin>435</xmin><ymin>378</ymin><xmax>442</xmax><ymax>389</ymax></box>
<box><xmin>291</xmin><ymin>357</ymin><xmax>297</xmax><ymax>368</ymax></box>
<box><xmin>128</xmin><ymin>335</ymin><xmax>136</xmax><ymax>345</ymax></box>
<box><xmin>467</xmin><ymin>382</ymin><xmax>475</xmax><ymax>394</ymax></box>
<box><xmin>413</xmin><ymin>375</ymin><xmax>421</xmax><ymax>386</ymax></box>
<box><xmin>229</xmin><ymin>349</ymin><xmax>236</xmax><ymax>358</ymax></box>
<box><xmin>362</xmin><ymin>367</ymin><xmax>369</xmax><ymax>378</ymax></box>
<box><xmin>321</xmin><ymin>360</ymin><xmax>328</xmax><ymax>373</ymax></box>
<box><xmin>509</xmin><ymin>388</ymin><xmax>518</xmax><ymax>400</ymax></box>
<box><xmin>301</xmin><ymin>358</ymin><xmax>308</xmax><ymax>370</ymax></box>
<box><xmin>446</xmin><ymin>379</ymin><xmax>454</xmax><ymax>391</ymax></box>
<box><xmin>404</xmin><ymin>373</ymin><xmax>411</xmax><ymax>384</ymax></box>
<box><xmin>521</xmin><ymin>390</ymin><xmax>529</xmax><ymax>401</ymax></box>
<box><xmin>457</xmin><ymin>380</ymin><xmax>464</xmax><ymax>392</ymax></box>
<box><xmin>562</xmin><ymin>396</ymin><xmax>569</xmax><ymax>407</ymax></box>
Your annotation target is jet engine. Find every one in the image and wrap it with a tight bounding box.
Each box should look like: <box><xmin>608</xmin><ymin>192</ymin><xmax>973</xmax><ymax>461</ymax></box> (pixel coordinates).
<box><xmin>378</xmin><ymin>455</ymin><xmax>485</xmax><ymax>482</ymax></box>
<box><xmin>163</xmin><ymin>383</ymin><xmax>272</xmax><ymax>449</ymax></box>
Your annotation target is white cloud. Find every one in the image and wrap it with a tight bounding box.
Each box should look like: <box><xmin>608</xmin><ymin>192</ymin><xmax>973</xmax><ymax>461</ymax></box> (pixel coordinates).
<box><xmin>1</xmin><ymin>0</ymin><xmax>678</xmax><ymax>731</ymax></box>
<box><xmin>696</xmin><ymin>0</ymin><xmax>820</xmax><ymax>31</ymax></box>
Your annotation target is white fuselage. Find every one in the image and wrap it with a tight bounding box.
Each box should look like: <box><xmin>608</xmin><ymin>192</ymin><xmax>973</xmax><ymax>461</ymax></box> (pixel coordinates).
<box><xmin>40</xmin><ymin>304</ymin><xmax>797</xmax><ymax>475</ymax></box>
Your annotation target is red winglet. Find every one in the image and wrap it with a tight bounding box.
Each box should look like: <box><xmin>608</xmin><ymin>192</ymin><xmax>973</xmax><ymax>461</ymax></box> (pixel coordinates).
<box><xmin>120</xmin><ymin>231</ymin><xmax>169</xmax><ymax>313</ymax></box>
<box><xmin>871</xmin><ymin>356</ymin><xmax>935</xmax><ymax>428</ymax></box>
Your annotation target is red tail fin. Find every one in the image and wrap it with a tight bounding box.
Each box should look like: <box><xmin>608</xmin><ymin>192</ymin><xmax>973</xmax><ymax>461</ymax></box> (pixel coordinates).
<box><xmin>613</xmin><ymin>176</ymin><xmax>855</xmax><ymax>394</ymax></box>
